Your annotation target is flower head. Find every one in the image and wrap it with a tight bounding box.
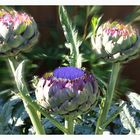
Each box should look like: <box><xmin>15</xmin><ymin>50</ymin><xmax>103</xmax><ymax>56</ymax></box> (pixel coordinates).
<box><xmin>0</xmin><ymin>8</ymin><xmax>39</xmax><ymax>57</ymax></box>
<box><xmin>91</xmin><ymin>20</ymin><xmax>140</xmax><ymax>63</ymax></box>
<box><xmin>35</xmin><ymin>66</ymin><xmax>99</xmax><ymax>117</ymax></box>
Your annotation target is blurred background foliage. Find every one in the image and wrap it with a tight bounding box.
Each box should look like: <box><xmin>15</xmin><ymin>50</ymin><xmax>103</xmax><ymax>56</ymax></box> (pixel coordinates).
<box><xmin>0</xmin><ymin>6</ymin><xmax>140</xmax><ymax>134</ymax></box>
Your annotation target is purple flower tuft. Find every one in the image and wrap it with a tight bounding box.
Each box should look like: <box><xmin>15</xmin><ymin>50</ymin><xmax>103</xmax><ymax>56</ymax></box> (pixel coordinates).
<box><xmin>35</xmin><ymin>66</ymin><xmax>99</xmax><ymax>117</ymax></box>
<box><xmin>53</xmin><ymin>66</ymin><xmax>84</xmax><ymax>80</ymax></box>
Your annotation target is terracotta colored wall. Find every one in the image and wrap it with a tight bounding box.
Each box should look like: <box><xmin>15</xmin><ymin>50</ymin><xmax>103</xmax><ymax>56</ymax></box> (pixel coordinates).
<box><xmin>25</xmin><ymin>6</ymin><xmax>58</xmax><ymax>42</ymax></box>
<box><xmin>23</xmin><ymin>6</ymin><xmax>140</xmax><ymax>93</ymax></box>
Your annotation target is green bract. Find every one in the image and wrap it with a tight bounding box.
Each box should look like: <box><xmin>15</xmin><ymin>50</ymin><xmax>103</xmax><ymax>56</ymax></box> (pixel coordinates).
<box><xmin>0</xmin><ymin>8</ymin><xmax>39</xmax><ymax>57</ymax></box>
<box><xmin>91</xmin><ymin>21</ymin><xmax>140</xmax><ymax>63</ymax></box>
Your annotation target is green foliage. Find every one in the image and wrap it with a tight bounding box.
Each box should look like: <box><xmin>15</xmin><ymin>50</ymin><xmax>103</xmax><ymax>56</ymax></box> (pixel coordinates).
<box><xmin>124</xmin><ymin>6</ymin><xmax>140</xmax><ymax>24</ymax></box>
<box><xmin>0</xmin><ymin>93</ymin><xmax>29</xmax><ymax>134</ymax></box>
<box><xmin>120</xmin><ymin>102</ymin><xmax>138</xmax><ymax>134</ymax></box>
<box><xmin>14</xmin><ymin>60</ymin><xmax>29</xmax><ymax>94</ymax></box>
<box><xmin>59</xmin><ymin>6</ymin><xmax>82</xmax><ymax>68</ymax></box>
<box><xmin>0</xmin><ymin>6</ymin><xmax>140</xmax><ymax>135</ymax></box>
<box><xmin>127</xmin><ymin>92</ymin><xmax>140</xmax><ymax>110</ymax></box>
<box><xmin>91</xmin><ymin>16</ymin><xmax>102</xmax><ymax>37</ymax></box>
<box><xmin>120</xmin><ymin>92</ymin><xmax>140</xmax><ymax>134</ymax></box>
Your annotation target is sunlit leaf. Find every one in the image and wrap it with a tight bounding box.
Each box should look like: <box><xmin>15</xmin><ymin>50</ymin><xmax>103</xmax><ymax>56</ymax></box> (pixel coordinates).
<box><xmin>127</xmin><ymin>92</ymin><xmax>140</xmax><ymax>111</ymax></box>
<box><xmin>91</xmin><ymin>16</ymin><xmax>102</xmax><ymax>37</ymax></box>
<box><xmin>120</xmin><ymin>100</ymin><xmax>140</xmax><ymax>134</ymax></box>
<box><xmin>14</xmin><ymin>60</ymin><xmax>29</xmax><ymax>94</ymax></box>
<box><xmin>59</xmin><ymin>6</ymin><xmax>82</xmax><ymax>68</ymax></box>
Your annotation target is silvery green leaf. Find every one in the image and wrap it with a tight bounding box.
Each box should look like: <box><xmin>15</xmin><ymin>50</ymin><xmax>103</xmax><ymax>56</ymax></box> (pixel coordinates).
<box><xmin>15</xmin><ymin>60</ymin><xmax>28</xmax><ymax>94</ymax></box>
<box><xmin>1</xmin><ymin>95</ymin><xmax>21</xmax><ymax>124</ymax></box>
<box><xmin>120</xmin><ymin>101</ymin><xmax>137</xmax><ymax>134</ymax></box>
<box><xmin>59</xmin><ymin>6</ymin><xmax>82</xmax><ymax>48</ymax></box>
<box><xmin>59</xmin><ymin>6</ymin><xmax>82</xmax><ymax>68</ymax></box>
<box><xmin>127</xmin><ymin>92</ymin><xmax>140</xmax><ymax>111</ymax></box>
<box><xmin>15</xmin><ymin>60</ymin><xmax>24</xmax><ymax>91</ymax></box>
<box><xmin>0</xmin><ymin>93</ymin><xmax>24</xmax><ymax>134</ymax></box>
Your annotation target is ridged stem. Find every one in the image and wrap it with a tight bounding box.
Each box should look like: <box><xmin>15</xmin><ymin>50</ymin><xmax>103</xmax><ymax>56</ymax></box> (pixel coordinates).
<box><xmin>22</xmin><ymin>101</ymin><xmax>46</xmax><ymax>134</ymax></box>
<box><xmin>65</xmin><ymin>116</ymin><xmax>74</xmax><ymax>134</ymax></box>
<box><xmin>8</xmin><ymin>58</ymin><xmax>69</xmax><ymax>134</ymax></box>
<box><xmin>8</xmin><ymin>58</ymin><xmax>45</xmax><ymax>135</ymax></box>
<box><xmin>19</xmin><ymin>93</ymin><xmax>69</xmax><ymax>134</ymax></box>
<box><xmin>95</xmin><ymin>62</ymin><xmax>121</xmax><ymax>134</ymax></box>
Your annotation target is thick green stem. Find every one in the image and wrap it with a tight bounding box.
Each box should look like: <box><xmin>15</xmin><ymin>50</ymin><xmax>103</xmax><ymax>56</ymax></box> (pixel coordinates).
<box><xmin>20</xmin><ymin>93</ymin><xmax>69</xmax><ymax>134</ymax></box>
<box><xmin>95</xmin><ymin>62</ymin><xmax>121</xmax><ymax>134</ymax></box>
<box><xmin>65</xmin><ymin>116</ymin><xmax>74</xmax><ymax>134</ymax></box>
<box><xmin>23</xmin><ymin>101</ymin><xmax>45</xmax><ymax>134</ymax></box>
<box><xmin>8</xmin><ymin>58</ymin><xmax>68</xmax><ymax>134</ymax></box>
<box><xmin>101</xmin><ymin>62</ymin><xmax>121</xmax><ymax>122</ymax></box>
<box><xmin>8</xmin><ymin>58</ymin><xmax>45</xmax><ymax>135</ymax></box>
<box><xmin>101</xmin><ymin>102</ymin><xmax>125</xmax><ymax>129</ymax></box>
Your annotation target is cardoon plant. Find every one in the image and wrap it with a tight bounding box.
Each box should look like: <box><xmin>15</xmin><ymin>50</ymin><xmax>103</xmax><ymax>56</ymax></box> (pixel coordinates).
<box><xmin>35</xmin><ymin>66</ymin><xmax>99</xmax><ymax>133</ymax></box>
<box><xmin>1</xmin><ymin>6</ymin><xmax>140</xmax><ymax>135</ymax></box>
<box><xmin>0</xmin><ymin>8</ymin><xmax>39</xmax><ymax>57</ymax></box>
<box><xmin>0</xmin><ymin>7</ymin><xmax>46</xmax><ymax>134</ymax></box>
<box><xmin>91</xmin><ymin>21</ymin><xmax>140</xmax><ymax>63</ymax></box>
<box><xmin>91</xmin><ymin>20</ymin><xmax>140</xmax><ymax>134</ymax></box>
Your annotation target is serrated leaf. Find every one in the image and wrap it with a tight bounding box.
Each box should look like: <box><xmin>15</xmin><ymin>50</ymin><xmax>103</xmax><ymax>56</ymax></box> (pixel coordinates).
<box><xmin>127</xmin><ymin>92</ymin><xmax>140</xmax><ymax>111</ymax></box>
<box><xmin>59</xmin><ymin>6</ymin><xmax>82</xmax><ymax>68</ymax></box>
<box><xmin>120</xmin><ymin>101</ymin><xmax>136</xmax><ymax>134</ymax></box>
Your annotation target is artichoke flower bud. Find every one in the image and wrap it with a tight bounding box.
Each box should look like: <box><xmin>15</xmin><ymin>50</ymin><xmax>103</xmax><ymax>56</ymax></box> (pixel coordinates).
<box><xmin>0</xmin><ymin>8</ymin><xmax>39</xmax><ymax>57</ymax></box>
<box><xmin>91</xmin><ymin>21</ymin><xmax>140</xmax><ymax>63</ymax></box>
<box><xmin>35</xmin><ymin>66</ymin><xmax>99</xmax><ymax>117</ymax></box>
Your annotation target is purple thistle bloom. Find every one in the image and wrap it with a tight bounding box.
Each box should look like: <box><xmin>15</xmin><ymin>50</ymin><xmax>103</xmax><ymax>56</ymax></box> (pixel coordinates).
<box><xmin>35</xmin><ymin>66</ymin><xmax>99</xmax><ymax>117</ymax></box>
